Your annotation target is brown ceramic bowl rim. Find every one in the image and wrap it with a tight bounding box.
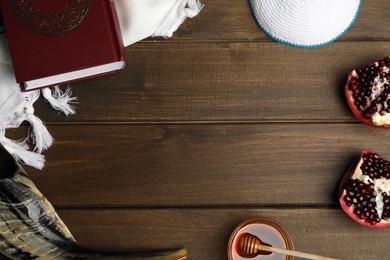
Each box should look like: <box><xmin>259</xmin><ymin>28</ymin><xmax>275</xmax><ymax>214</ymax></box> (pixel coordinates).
<box><xmin>227</xmin><ymin>218</ymin><xmax>295</xmax><ymax>260</ymax></box>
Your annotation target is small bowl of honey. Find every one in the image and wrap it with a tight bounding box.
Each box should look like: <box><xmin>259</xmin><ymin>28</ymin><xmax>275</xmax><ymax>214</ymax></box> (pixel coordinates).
<box><xmin>228</xmin><ymin>218</ymin><xmax>294</xmax><ymax>260</ymax></box>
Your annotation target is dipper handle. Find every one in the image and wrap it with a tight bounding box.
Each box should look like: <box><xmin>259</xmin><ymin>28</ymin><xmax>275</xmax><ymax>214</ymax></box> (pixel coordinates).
<box><xmin>237</xmin><ymin>233</ymin><xmax>338</xmax><ymax>260</ymax></box>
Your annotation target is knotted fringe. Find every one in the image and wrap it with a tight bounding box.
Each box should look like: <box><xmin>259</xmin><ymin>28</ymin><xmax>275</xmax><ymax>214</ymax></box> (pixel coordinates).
<box><xmin>42</xmin><ymin>86</ymin><xmax>77</xmax><ymax>116</ymax></box>
<box><xmin>25</xmin><ymin>112</ymin><xmax>54</xmax><ymax>153</ymax></box>
<box><xmin>0</xmin><ymin>86</ymin><xmax>77</xmax><ymax>169</ymax></box>
<box><xmin>11</xmin><ymin>90</ymin><xmax>53</xmax><ymax>153</ymax></box>
<box><xmin>0</xmin><ymin>133</ymin><xmax>45</xmax><ymax>170</ymax></box>
<box><xmin>152</xmin><ymin>0</ymin><xmax>204</xmax><ymax>38</ymax></box>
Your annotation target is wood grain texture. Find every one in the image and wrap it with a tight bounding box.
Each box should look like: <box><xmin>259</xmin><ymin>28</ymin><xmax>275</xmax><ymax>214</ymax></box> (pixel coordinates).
<box><xmin>55</xmin><ymin>208</ymin><xmax>389</xmax><ymax>260</ymax></box>
<box><xmin>34</xmin><ymin>42</ymin><xmax>390</xmax><ymax>122</ymax></box>
<box><xmin>6</xmin><ymin>123</ymin><xmax>386</xmax><ymax>207</ymax></box>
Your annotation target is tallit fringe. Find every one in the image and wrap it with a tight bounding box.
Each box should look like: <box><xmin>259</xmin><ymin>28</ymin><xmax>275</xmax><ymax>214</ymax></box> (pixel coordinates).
<box><xmin>42</xmin><ymin>86</ymin><xmax>77</xmax><ymax>116</ymax></box>
<box><xmin>152</xmin><ymin>0</ymin><xmax>204</xmax><ymax>38</ymax></box>
<box><xmin>25</xmin><ymin>113</ymin><xmax>54</xmax><ymax>153</ymax></box>
<box><xmin>0</xmin><ymin>133</ymin><xmax>45</xmax><ymax>170</ymax></box>
<box><xmin>11</xmin><ymin>91</ymin><xmax>53</xmax><ymax>153</ymax></box>
<box><xmin>1</xmin><ymin>86</ymin><xmax>77</xmax><ymax>169</ymax></box>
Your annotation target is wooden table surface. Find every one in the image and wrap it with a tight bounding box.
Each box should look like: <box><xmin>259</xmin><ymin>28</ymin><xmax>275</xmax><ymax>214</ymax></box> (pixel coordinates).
<box><xmin>8</xmin><ymin>1</ymin><xmax>390</xmax><ymax>259</ymax></box>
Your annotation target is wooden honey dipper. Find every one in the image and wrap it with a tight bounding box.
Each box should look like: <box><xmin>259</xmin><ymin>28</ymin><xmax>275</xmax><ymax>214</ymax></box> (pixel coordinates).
<box><xmin>236</xmin><ymin>233</ymin><xmax>338</xmax><ymax>260</ymax></box>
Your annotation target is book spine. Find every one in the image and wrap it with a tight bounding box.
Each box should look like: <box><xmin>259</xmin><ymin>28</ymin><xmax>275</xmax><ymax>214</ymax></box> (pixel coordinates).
<box><xmin>103</xmin><ymin>0</ymin><xmax>127</xmax><ymax>65</ymax></box>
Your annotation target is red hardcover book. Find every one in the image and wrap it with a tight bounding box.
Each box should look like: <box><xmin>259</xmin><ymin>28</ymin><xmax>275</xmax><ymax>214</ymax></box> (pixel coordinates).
<box><xmin>0</xmin><ymin>0</ymin><xmax>127</xmax><ymax>91</ymax></box>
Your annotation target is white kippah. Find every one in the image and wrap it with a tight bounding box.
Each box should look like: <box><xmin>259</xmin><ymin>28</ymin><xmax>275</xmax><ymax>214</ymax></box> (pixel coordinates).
<box><xmin>248</xmin><ymin>0</ymin><xmax>361</xmax><ymax>48</ymax></box>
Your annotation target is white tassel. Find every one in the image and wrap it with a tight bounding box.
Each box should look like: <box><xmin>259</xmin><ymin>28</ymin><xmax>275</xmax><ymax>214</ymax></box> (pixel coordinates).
<box><xmin>152</xmin><ymin>0</ymin><xmax>204</xmax><ymax>38</ymax></box>
<box><xmin>13</xmin><ymin>104</ymin><xmax>54</xmax><ymax>153</ymax></box>
<box><xmin>0</xmin><ymin>88</ymin><xmax>40</xmax><ymax>129</ymax></box>
<box><xmin>41</xmin><ymin>86</ymin><xmax>77</xmax><ymax>116</ymax></box>
<box><xmin>25</xmin><ymin>112</ymin><xmax>54</xmax><ymax>153</ymax></box>
<box><xmin>0</xmin><ymin>134</ymin><xmax>45</xmax><ymax>170</ymax></box>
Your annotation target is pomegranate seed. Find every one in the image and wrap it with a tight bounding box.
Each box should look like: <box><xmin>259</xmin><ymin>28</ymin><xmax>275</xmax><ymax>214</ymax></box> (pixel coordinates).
<box><xmin>341</xmin><ymin>152</ymin><xmax>390</xmax><ymax>226</ymax></box>
<box><xmin>347</xmin><ymin>57</ymin><xmax>390</xmax><ymax>122</ymax></box>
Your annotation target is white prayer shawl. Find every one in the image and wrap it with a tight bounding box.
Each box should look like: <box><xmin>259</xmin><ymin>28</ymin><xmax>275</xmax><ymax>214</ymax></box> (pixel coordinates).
<box><xmin>0</xmin><ymin>0</ymin><xmax>203</xmax><ymax>169</ymax></box>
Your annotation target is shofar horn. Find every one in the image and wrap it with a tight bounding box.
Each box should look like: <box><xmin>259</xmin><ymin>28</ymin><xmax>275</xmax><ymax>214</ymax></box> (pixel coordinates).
<box><xmin>0</xmin><ymin>144</ymin><xmax>187</xmax><ymax>260</ymax></box>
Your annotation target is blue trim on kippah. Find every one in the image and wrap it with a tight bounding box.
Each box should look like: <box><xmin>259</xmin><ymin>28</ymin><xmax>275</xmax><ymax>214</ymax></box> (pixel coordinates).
<box><xmin>247</xmin><ymin>0</ymin><xmax>362</xmax><ymax>48</ymax></box>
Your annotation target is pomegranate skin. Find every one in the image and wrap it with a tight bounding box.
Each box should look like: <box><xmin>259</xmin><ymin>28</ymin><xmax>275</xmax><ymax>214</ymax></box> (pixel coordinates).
<box><xmin>344</xmin><ymin>56</ymin><xmax>390</xmax><ymax>129</ymax></box>
<box><xmin>339</xmin><ymin>150</ymin><xmax>390</xmax><ymax>228</ymax></box>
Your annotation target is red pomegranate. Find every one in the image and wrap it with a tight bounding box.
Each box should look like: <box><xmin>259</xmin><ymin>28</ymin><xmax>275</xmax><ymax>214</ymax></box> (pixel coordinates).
<box><xmin>9</xmin><ymin>0</ymin><xmax>91</xmax><ymax>36</ymax></box>
<box><xmin>339</xmin><ymin>150</ymin><xmax>390</xmax><ymax>228</ymax></box>
<box><xmin>345</xmin><ymin>56</ymin><xmax>390</xmax><ymax>128</ymax></box>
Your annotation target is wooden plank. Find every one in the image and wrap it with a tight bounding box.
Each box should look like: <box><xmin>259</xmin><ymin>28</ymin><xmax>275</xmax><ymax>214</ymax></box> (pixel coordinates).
<box><xmin>52</xmin><ymin>208</ymin><xmax>388</xmax><ymax>260</ymax></box>
<box><xmin>147</xmin><ymin>0</ymin><xmax>390</xmax><ymax>42</ymax></box>
<box><xmin>34</xmin><ymin>42</ymin><xmax>390</xmax><ymax>122</ymax></box>
<box><xmin>7</xmin><ymin>123</ymin><xmax>385</xmax><ymax>207</ymax></box>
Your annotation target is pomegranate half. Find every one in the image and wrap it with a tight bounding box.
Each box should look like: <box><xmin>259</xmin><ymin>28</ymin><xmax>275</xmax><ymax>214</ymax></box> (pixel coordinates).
<box><xmin>339</xmin><ymin>150</ymin><xmax>390</xmax><ymax>228</ymax></box>
<box><xmin>345</xmin><ymin>56</ymin><xmax>390</xmax><ymax>128</ymax></box>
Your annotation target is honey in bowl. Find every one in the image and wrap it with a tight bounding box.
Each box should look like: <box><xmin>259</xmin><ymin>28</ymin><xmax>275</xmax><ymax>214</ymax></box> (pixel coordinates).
<box><xmin>228</xmin><ymin>218</ymin><xmax>294</xmax><ymax>260</ymax></box>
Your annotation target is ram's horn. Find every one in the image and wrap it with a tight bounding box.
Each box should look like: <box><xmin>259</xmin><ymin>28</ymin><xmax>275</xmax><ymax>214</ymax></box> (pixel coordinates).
<box><xmin>0</xmin><ymin>144</ymin><xmax>186</xmax><ymax>260</ymax></box>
